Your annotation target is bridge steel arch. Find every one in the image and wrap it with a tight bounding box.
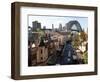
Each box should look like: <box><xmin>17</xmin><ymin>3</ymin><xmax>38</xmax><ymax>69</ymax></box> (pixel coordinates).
<box><xmin>67</xmin><ymin>20</ymin><xmax>83</xmax><ymax>32</ymax></box>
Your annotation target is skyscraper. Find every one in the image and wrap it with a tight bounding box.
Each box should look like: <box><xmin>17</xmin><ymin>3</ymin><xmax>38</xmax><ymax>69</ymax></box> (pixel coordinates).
<box><xmin>59</xmin><ymin>23</ymin><xmax>63</xmax><ymax>31</ymax></box>
<box><xmin>52</xmin><ymin>24</ymin><xmax>54</xmax><ymax>31</ymax></box>
<box><xmin>32</xmin><ymin>21</ymin><xmax>41</xmax><ymax>31</ymax></box>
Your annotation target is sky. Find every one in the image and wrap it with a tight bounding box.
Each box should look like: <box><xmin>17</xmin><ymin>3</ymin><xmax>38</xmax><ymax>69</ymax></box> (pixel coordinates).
<box><xmin>28</xmin><ymin>15</ymin><xmax>88</xmax><ymax>32</ymax></box>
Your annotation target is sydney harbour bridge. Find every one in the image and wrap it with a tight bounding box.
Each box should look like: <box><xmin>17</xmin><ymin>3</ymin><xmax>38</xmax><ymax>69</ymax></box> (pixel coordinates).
<box><xmin>67</xmin><ymin>20</ymin><xmax>83</xmax><ymax>32</ymax></box>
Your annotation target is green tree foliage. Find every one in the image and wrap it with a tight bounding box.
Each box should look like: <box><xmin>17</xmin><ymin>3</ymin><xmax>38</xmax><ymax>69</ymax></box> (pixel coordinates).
<box><xmin>72</xmin><ymin>31</ymin><xmax>88</xmax><ymax>64</ymax></box>
<box><xmin>36</xmin><ymin>28</ymin><xmax>45</xmax><ymax>40</ymax></box>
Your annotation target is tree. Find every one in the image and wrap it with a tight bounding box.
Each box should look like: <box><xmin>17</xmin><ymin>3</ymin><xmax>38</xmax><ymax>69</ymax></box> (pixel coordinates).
<box><xmin>79</xmin><ymin>32</ymin><xmax>88</xmax><ymax>42</ymax></box>
<box><xmin>36</xmin><ymin>28</ymin><xmax>45</xmax><ymax>40</ymax></box>
<box><xmin>72</xmin><ymin>33</ymin><xmax>81</xmax><ymax>49</ymax></box>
